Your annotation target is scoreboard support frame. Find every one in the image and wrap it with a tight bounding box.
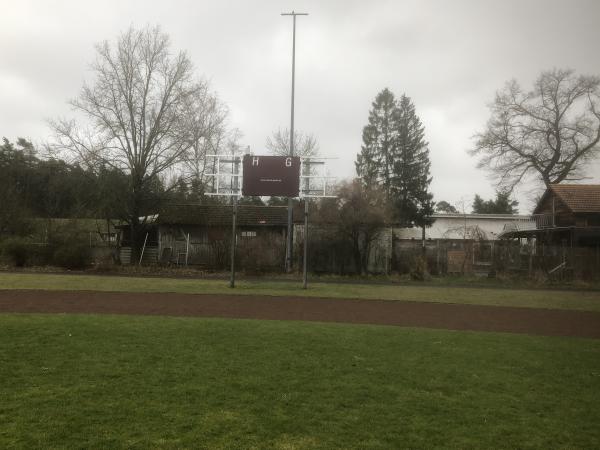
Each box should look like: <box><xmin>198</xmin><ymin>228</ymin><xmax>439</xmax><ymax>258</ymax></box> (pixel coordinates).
<box><xmin>204</xmin><ymin>154</ymin><xmax>336</xmax><ymax>289</ymax></box>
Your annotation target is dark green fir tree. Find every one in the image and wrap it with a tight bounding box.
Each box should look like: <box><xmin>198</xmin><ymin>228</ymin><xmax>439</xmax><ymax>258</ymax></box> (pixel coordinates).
<box><xmin>391</xmin><ymin>94</ymin><xmax>434</xmax><ymax>227</ymax></box>
<box><xmin>472</xmin><ymin>192</ymin><xmax>519</xmax><ymax>214</ymax></box>
<box><xmin>355</xmin><ymin>89</ymin><xmax>434</xmax><ymax>227</ymax></box>
<box><xmin>355</xmin><ymin>88</ymin><xmax>397</xmax><ymax>194</ymax></box>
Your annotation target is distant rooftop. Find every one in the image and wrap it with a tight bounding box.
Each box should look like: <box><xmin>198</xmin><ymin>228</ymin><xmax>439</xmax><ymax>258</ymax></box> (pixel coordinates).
<box><xmin>535</xmin><ymin>184</ymin><xmax>600</xmax><ymax>214</ymax></box>
<box><xmin>431</xmin><ymin>213</ymin><xmax>532</xmax><ymax>220</ymax></box>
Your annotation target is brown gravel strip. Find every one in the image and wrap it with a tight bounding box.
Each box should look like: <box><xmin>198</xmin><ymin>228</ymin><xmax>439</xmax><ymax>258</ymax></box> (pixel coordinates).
<box><xmin>1</xmin><ymin>289</ymin><xmax>599</xmax><ymax>339</ymax></box>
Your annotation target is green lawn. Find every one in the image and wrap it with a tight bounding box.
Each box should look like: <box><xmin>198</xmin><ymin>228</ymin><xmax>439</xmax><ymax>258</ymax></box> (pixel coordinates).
<box><xmin>1</xmin><ymin>314</ymin><xmax>599</xmax><ymax>449</ymax></box>
<box><xmin>1</xmin><ymin>272</ymin><xmax>600</xmax><ymax>311</ymax></box>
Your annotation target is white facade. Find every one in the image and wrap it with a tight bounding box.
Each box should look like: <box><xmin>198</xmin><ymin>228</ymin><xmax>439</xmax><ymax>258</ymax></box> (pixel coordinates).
<box><xmin>395</xmin><ymin>213</ymin><xmax>535</xmax><ymax>241</ymax></box>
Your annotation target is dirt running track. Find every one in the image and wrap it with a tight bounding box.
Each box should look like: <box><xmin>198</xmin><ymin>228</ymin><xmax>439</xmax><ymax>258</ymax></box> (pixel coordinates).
<box><xmin>1</xmin><ymin>289</ymin><xmax>599</xmax><ymax>339</ymax></box>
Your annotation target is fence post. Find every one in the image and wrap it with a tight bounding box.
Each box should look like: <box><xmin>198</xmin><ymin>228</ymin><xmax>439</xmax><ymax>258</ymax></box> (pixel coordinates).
<box><xmin>436</xmin><ymin>239</ymin><xmax>440</xmax><ymax>275</ymax></box>
<box><xmin>229</xmin><ymin>196</ymin><xmax>238</xmax><ymax>288</ymax></box>
<box><xmin>390</xmin><ymin>227</ymin><xmax>395</xmax><ymax>274</ymax></box>
<box><xmin>528</xmin><ymin>238</ymin><xmax>533</xmax><ymax>278</ymax></box>
<box><xmin>388</xmin><ymin>238</ymin><xmax>394</xmax><ymax>275</ymax></box>
<box><xmin>596</xmin><ymin>245</ymin><xmax>599</xmax><ymax>280</ymax></box>
<box><xmin>185</xmin><ymin>233</ymin><xmax>190</xmax><ymax>266</ymax></box>
<box><xmin>302</xmin><ymin>199</ymin><xmax>309</xmax><ymax>289</ymax></box>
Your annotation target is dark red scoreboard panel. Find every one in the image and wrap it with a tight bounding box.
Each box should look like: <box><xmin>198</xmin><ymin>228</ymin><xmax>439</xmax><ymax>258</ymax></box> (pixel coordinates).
<box><xmin>242</xmin><ymin>155</ymin><xmax>300</xmax><ymax>197</ymax></box>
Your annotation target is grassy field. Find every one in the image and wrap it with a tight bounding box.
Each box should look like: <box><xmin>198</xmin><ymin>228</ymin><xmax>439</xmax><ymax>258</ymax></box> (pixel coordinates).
<box><xmin>1</xmin><ymin>272</ymin><xmax>600</xmax><ymax>311</ymax></box>
<box><xmin>1</xmin><ymin>314</ymin><xmax>599</xmax><ymax>449</ymax></box>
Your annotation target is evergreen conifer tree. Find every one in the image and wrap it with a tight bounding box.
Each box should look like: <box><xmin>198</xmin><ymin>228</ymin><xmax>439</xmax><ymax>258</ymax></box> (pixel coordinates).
<box><xmin>472</xmin><ymin>192</ymin><xmax>518</xmax><ymax>214</ymax></box>
<box><xmin>355</xmin><ymin>88</ymin><xmax>397</xmax><ymax>194</ymax></box>
<box><xmin>355</xmin><ymin>89</ymin><xmax>434</xmax><ymax>227</ymax></box>
<box><xmin>392</xmin><ymin>94</ymin><xmax>434</xmax><ymax>227</ymax></box>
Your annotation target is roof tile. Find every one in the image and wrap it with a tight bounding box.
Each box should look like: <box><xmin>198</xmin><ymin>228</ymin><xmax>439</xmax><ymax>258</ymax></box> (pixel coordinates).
<box><xmin>548</xmin><ymin>184</ymin><xmax>600</xmax><ymax>213</ymax></box>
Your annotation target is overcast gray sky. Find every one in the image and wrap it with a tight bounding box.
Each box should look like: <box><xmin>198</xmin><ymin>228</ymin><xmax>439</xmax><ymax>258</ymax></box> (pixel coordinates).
<box><xmin>2</xmin><ymin>0</ymin><xmax>600</xmax><ymax>212</ymax></box>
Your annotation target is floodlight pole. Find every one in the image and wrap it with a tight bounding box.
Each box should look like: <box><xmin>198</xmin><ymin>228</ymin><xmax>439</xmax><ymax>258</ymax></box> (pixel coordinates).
<box><xmin>302</xmin><ymin>198</ymin><xmax>309</xmax><ymax>289</ymax></box>
<box><xmin>230</xmin><ymin>196</ymin><xmax>237</xmax><ymax>288</ymax></box>
<box><xmin>229</xmin><ymin>158</ymin><xmax>240</xmax><ymax>288</ymax></box>
<box><xmin>282</xmin><ymin>10</ymin><xmax>308</xmax><ymax>273</ymax></box>
<box><xmin>302</xmin><ymin>160</ymin><xmax>311</xmax><ymax>289</ymax></box>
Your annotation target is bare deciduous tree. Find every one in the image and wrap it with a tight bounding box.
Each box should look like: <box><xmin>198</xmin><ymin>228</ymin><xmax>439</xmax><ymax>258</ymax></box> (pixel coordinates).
<box><xmin>179</xmin><ymin>84</ymin><xmax>229</xmax><ymax>198</ymax></box>
<box><xmin>334</xmin><ymin>180</ymin><xmax>388</xmax><ymax>275</ymax></box>
<box><xmin>472</xmin><ymin>69</ymin><xmax>600</xmax><ymax>192</ymax></box>
<box><xmin>49</xmin><ymin>25</ymin><xmax>204</xmax><ymax>258</ymax></box>
<box><xmin>266</xmin><ymin>128</ymin><xmax>319</xmax><ymax>158</ymax></box>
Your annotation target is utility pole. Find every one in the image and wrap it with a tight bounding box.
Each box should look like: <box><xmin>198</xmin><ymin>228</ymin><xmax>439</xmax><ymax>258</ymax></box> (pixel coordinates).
<box><xmin>282</xmin><ymin>10</ymin><xmax>308</xmax><ymax>272</ymax></box>
<box><xmin>229</xmin><ymin>156</ymin><xmax>240</xmax><ymax>288</ymax></box>
<box><xmin>302</xmin><ymin>160</ymin><xmax>310</xmax><ymax>289</ymax></box>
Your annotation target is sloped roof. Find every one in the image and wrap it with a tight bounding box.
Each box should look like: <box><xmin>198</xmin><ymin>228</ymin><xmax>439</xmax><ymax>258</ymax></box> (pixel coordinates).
<box><xmin>157</xmin><ymin>204</ymin><xmax>288</xmax><ymax>227</ymax></box>
<box><xmin>535</xmin><ymin>184</ymin><xmax>600</xmax><ymax>214</ymax></box>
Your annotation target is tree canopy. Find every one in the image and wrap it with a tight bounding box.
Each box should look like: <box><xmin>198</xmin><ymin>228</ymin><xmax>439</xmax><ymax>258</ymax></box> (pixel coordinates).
<box><xmin>319</xmin><ymin>180</ymin><xmax>388</xmax><ymax>275</ymax></box>
<box><xmin>435</xmin><ymin>201</ymin><xmax>458</xmax><ymax>214</ymax></box>
<box><xmin>266</xmin><ymin>128</ymin><xmax>319</xmax><ymax>158</ymax></box>
<box><xmin>179</xmin><ymin>83</ymin><xmax>229</xmax><ymax>200</ymax></box>
<box><xmin>472</xmin><ymin>69</ymin><xmax>600</xmax><ymax>192</ymax></box>
<box><xmin>471</xmin><ymin>192</ymin><xmax>519</xmax><ymax>214</ymax></box>
<box><xmin>356</xmin><ymin>88</ymin><xmax>434</xmax><ymax>227</ymax></box>
<box><xmin>49</xmin><ymin>25</ymin><xmax>224</xmax><ymax>256</ymax></box>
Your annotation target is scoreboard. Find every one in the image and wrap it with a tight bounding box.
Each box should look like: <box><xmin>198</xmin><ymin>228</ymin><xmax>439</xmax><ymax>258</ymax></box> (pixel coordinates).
<box><xmin>242</xmin><ymin>155</ymin><xmax>300</xmax><ymax>197</ymax></box>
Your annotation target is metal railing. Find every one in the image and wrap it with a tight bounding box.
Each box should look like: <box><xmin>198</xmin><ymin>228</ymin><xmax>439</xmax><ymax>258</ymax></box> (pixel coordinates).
<box><xmin>500</xmin><ymin>214</ymin><xmax>561</xmax><ymax>234</ymax></box>
<box><xmin>532</xmin><ymin>213</ymin><xmax>555</xmax><ymax>229</ymax></box>
<box><xmin>501</xmin><ymin>217</ymin><xmax>537</xmax><ymax>234</ymax></box>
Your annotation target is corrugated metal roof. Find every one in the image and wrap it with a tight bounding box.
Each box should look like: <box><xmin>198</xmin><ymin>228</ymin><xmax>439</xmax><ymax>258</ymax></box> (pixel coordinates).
<box><xmin>157</xmin><ymin>204</ymin><xmax>288</xmax><ymax>227</ymax></box>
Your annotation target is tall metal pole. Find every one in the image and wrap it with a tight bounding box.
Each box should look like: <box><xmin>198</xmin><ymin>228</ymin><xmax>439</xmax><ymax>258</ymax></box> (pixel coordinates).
<box><xmin>302</xmin><ymin>159</ymin><xmax>311</xmax><ymax>289</ymax></box>
<box><xmin>282</xmin><ymin>11</ymin><xmax>308</xmax><ymax>273</ymax></box>
<box><xmin>229</xmin><ymin>196</ymin><xmax>237</xmax><ymax>288</ymax></box>
<box><xmin>230</xmin><ymin>157</ymin><xmax>240</xmax><ymax>288</ymax></box>
<box><xmin>302</xmin><ymin>198</ymin><xmax>309</xmax><ymax>289</ymax></box>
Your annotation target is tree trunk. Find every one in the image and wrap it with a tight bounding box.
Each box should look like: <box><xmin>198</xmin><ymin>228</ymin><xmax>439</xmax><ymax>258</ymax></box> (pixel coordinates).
<box><xmin>352</xmin><ymin>239</ymin><xmax>363</xmax><ymax>275</ymax></box>
<box><xmin>129</xmin><ymin>218</ymin><xmax>138</xmax><ymax>264</ymax></box>
<box><xmin>391</xmin><ymin>229</ymin><xmax>397</xmax><ymax>273</ymax></box>
<box><xmin>362</xmin><ymin>241</ymin><xmax>371</xmax><ymax>275</ymax></box>
<box><xmin>129</xmin><ymin>201</ymin><xmax>141</xmax><ymax>264</ymax></box>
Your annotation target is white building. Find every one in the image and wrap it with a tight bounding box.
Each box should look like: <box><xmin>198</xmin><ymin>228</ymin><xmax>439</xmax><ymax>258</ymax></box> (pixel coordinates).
<box><xmin>395</xmin><ymin>213</ymin><xmax>535</xmax><ymax>241</ymax></box>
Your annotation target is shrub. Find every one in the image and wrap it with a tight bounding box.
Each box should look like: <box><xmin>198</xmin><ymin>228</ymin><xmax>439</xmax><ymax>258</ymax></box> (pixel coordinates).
<box><xmin>28</xmin><ymin>243</ymin><xmax>55</xmax><ymax>266</ymax></box>
<box><xmin>410</xmin><ymin>255</ymin><xmax>430</xmax><ymax>281</ymax></box>
<box><xmin>305</xmin><ymin>231</ymin><xmax>356</xmax><ymax>275</ymax></box>
<box><xmin>52</xmin><ymin>243</ymin><xmax>92</xmax><ymax>270</ymax></box>
<box><xmin>239</xmin><ymin>234</ymin><xmax>285</xmax><ymax>274</ymax></box>
<box><xmin>93</xmin><ymin>252</ymin><xmax>119</xmax><ymax>272</ymax></box>
<box><xmin>1</xmin><ymin>237</ymin><xmax>31</xmax><ymax>267</ymax></box>
<box><xmin>209</xmin><ymin>239</ymin><xmax>230</xmax><ymax>270</ymax></box>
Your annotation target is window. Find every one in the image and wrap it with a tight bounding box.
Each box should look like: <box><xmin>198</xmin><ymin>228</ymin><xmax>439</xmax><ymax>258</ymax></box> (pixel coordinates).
<box><xmin>101</xmin><ymin>232</ymin><xmax>117</xmax><ymax>242</ymax></box>
<box><xmin>241</xmin><ymin>231</ymin><xmax>256</xmax><ymax>238</ymax></box>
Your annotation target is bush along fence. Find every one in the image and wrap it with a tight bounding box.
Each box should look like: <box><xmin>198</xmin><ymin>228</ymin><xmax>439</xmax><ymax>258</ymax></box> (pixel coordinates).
<box><xmin>118</xmin><ymin>231</ymin><xmax>287</xmax><ymax>274</ymax></box>
<box><xmin>0</xmin><ymin>219</ymin><xmax>119</xmax><ymax>270</ymax></box>
<box><xmin>3</xmin><ymin>221</ymin><xmax>599</xmax><ymax>281</ymax></box>
<box><xmin>293</xmin><ymin>225</ymin><xmax>600</xmax><ymax>281</ymax></box>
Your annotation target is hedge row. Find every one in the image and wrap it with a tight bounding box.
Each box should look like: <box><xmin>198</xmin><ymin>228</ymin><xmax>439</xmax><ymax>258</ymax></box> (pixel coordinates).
<box><xmin>0</xmin><ymin>237</ymin><xmax>92</xmax><ymax>269</ymax></box>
